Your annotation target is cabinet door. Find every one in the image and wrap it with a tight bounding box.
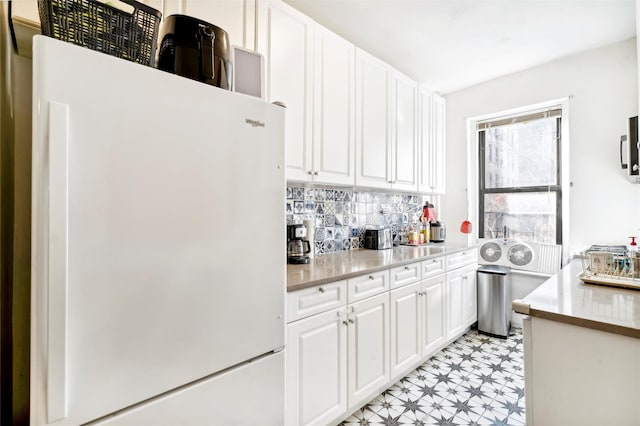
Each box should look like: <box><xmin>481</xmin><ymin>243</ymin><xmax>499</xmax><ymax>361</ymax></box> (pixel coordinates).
<box><xmin>286</xmin><ymin>307</ymin><xmax>348</xmax><ymax>426</ymax></box>
<box><xmin>446</xmin><ymin>270</ymin><xmax>465</xmax><ymax>340</ymax></box>
<box><xmin>313</xmin><ymin>24</ymin><xmax>355</xmax><ymax>185</ymax></box>
<box><xmin>421</xmin><ymin>275</ymin><xmax>446</xmax><ymax>357</ymax></box>
<box><xmin>418</xmin><ymin>88</ymin><xmax>446</xmax><ymax>194</ymax></box>
<box><xmin>354</xmin><ymin>48</ymin><xmax>392</xmax><ymax>189</ymax></box>
<box><xmin>390</xmin><ymin>283</ymin><xmax>421</xmax><ymax>380</ymax></box>
<box><xmin>347</xmin><ymin>292</ymin><xmax>390</xmax><ymax>410</ymax></box>
<box><xmin>164</xmin><ymin>0</ymin><xmax>251</xmax><ymax>48</ymax></box>
<box><xmin>264</xmin><ymin>0</ymin><xmax>314</xmax><ymax>182</ymax></box>
<box><xmin>391</xmin><ymin>71</ymin><xmax>418</xmax><ymax>191</ymax></box>
<box><xmin>417</xmin><ymin>87</ymin><xmax>432</xmax><ymax>193</ymax></box>
<box><xmin>430</xmin><ymin>93</ymin><xmax>446</xmax><ymax>194</ymax></box>
<box><xmin>462</xmin><ymin>265</ymin><xmax>478</xmax><ymax>326</ymax></box>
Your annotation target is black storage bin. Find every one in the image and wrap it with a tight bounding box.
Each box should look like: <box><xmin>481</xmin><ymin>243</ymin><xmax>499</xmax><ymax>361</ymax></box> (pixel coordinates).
<box><xmin>37</xmin><ymin>0</ymin><xmax>162</xmax><ymax>67</ymax></box>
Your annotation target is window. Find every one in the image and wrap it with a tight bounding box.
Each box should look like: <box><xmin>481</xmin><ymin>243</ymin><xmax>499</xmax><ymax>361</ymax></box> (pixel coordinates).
<box><xmin>478</xmin><ymin>108</ymin><xmax>562</xmax><ymax>244</ymax></box>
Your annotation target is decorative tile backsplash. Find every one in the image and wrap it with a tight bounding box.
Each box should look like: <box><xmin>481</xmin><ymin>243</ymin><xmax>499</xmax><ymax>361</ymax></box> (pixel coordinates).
<box><xmin>286</xmin><ymin>185</ymin><xmax>436</xmax><ymax>255</ymax></box>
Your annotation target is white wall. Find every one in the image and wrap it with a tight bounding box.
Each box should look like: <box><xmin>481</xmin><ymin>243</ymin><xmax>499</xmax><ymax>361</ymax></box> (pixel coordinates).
<box><xmin>443</xmin><ymin>38</ymin><xmax>639</xmax><ymax>256</ymax></box>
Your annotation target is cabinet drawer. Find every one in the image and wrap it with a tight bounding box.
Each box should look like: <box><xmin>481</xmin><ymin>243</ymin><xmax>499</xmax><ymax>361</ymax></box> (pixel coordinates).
<box><xmin>287</xmin><ymin>280</ymin><xmax>347</xmax><ymax>323</ymax></box>
<box><xmin>446</xmin><ymin>249</ymin><xmax>478</xmax><ymax>270</ymax></box>
<box><xmin>421</xmin><ymin>256</ymin><xmax>446</xmax><ymax>280</ymax></box>
<box><xmin>390</xmin><ymin>262</ymin><xmax>421</xmax><ymax>289</ymax></box>
<box><xmin>348</xmin><ymin>270</ymin><xmax>390</xmax><ymax>303</ymax></box>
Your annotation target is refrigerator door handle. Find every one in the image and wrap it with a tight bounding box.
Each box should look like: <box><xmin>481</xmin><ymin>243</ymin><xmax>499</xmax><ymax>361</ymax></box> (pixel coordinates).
<box><xmin>47</xmin><ymin>101</ymin><xmax>69</xmax><ymax>423</ymax></box>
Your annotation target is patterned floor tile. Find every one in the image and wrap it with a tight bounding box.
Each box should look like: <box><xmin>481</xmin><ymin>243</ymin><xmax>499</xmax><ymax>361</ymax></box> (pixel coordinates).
<box><xmin>339</xmin><ymin>329</ymin><xmax>525</xmax><ymax>426</ymax></box>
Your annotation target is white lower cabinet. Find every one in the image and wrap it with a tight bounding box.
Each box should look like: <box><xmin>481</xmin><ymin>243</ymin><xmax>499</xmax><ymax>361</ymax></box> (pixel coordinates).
<box><xmin>446</xmin><ymin>270</ymin><xmax>465</xmax><ymax>340</ymax></box>
<box><xmin>421</xmin><ymin>275</ymin><xmax>447</xmax><ymax>356</ymax></box>
<box><xmin>347</xmin><ymin>292</ymin><xmax>390</xmax><ymax>410</ymax></box>
<box><xmin>286</xmin><ymin>251</ymin><xmax>477</xmax><ymax>425</ymax></box>
<box><xmin>390</xmin><ymin>283</ymin><xmax>421</xmax><ymax>379</ymax></box>
<box><xmin>286</xmin><ymin>291</ymin><xmax>389</xmax><ymax>426</ymax></box>
<box><xmin>461</xmin><ymin>264</ymin><xmax>478</xmax><ymax>326</ymax></box>
<box><xmin>390</xmin><ymin>275</ymin><xmax>446</xmax><ymax>381</ymax></box>
<box><xmin>286</xmin><ymin>307</ymin><xmax>348</xmax><ymax>426</ymax></box>
<box><xmin>446</xmin><ymin>260</ymin><xmax>478</xmax><ymax>340</ymax></box>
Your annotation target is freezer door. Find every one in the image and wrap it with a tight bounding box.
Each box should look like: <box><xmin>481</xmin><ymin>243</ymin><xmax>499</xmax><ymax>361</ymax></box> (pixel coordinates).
<box><xmin>31</xmin><ymin>37</ymin><xmax>285</xmax><ymax>425</ymax></box>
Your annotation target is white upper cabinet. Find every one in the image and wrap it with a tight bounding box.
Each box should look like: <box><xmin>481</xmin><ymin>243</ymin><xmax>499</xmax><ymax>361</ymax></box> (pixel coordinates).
<box><xmin>418</xmin><ymin>88</ymin><xmax>446</xmax><ymax>194</ymax></box>
<box><xmin>164</xmin><ymin>0</ymin><xmax>254</xmax><ymax>49</ymax></box>
<box><xmin>312</xmin><ymin>24</ymin><xmax>356</xmax><ymax>186</ymax></box>
<box><xmin>261</xmin><ymin>1</ymin><xmax>354</xmax><ymax>185</ymax></box>
<box><xmin>391</xmin><ymin>71</ymin><xmax>418</xmax><ymax>191</ymax></box>
<box><xmin>262</xmin><ymin>0</ymin><xmax>314</xmax><ymax>182</ymax></box>
<box><xmin>355</xmin><ymin>48</ymin><xmax>392</xmax><ymax>189</ymax></box>
<box><xmin>355</xmin><ymin>50</ymin><xmax>417</xmax><ymax>191</ymax></box>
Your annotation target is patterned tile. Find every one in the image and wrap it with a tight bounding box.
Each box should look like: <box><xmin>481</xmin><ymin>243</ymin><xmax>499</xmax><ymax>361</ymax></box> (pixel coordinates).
<box><xmin>286</xmin><ymin>185</ymin><xmax>433</xmax><ymax>254</ymax></box>
<box><xmin>339</xmin><ymin>329</ymin><xmax>525</xmax><ymax>426</ymax></box>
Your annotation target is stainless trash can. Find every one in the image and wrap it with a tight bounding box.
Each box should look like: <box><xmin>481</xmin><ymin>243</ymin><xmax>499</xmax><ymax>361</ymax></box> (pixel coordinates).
<box><xmin>477</xmin><ymin>265</ymin><xmax>512</xmax><ymax>338</ymax></box>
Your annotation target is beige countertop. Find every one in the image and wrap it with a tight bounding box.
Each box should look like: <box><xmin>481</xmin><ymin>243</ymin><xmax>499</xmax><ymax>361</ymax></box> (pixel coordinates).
<box><xmin>287</xmin><ymin>243</ymin><xmax>474</xmax><ymax>292</ymax></box>
<box><xmin>513</xmin><ymin>258</ymin><xmax>640</xmax><ymax>339</ymax></box>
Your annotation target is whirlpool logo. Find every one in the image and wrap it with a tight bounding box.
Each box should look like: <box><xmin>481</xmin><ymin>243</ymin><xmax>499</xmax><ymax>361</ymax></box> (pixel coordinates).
<box><xmin>245</xmin><ymin>119</ymin><xmax>265</xmax><ymax>128</ymax></box>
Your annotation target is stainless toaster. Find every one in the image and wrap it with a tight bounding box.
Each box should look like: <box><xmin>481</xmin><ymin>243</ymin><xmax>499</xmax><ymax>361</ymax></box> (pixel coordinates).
<box><xmin>363</xmin><ymin>228</ymin><xmax>393</xmax><ymax>250</ymax></box>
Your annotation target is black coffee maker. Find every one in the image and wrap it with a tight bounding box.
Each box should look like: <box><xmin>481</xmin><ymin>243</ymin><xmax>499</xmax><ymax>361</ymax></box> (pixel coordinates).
<box><xmin>287</xmin><ymin>224</ymin><xmax>311</xmax><ymax>264</ymax></box>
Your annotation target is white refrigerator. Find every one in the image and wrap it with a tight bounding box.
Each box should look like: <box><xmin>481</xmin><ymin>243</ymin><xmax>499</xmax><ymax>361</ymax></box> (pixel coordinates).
<box><xmin>30</xmin><ymin>36</ymin><xmax>285</xmax><ymax>425</ymax></box>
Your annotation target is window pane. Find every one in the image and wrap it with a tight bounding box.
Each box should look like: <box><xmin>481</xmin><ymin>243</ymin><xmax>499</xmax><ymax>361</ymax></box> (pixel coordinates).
<box><xmin>484</xmin><ymin>117</ymin><xmax>558</xmax><ymax>188</ymax></box>
<box><xmin>484</xmin><ymin>192</ymin><xmax>556</xmax><ymax>244</ymax></box>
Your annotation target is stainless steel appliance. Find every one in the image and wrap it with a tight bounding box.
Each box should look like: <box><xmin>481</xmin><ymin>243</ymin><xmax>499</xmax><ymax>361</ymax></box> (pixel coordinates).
<box><xmin>157</xmin><ymin>15</ymin><xmax>233</xmax><ymax>89</ymax></box>
<box><xmin>477</xmin><ymin>265</ymin><xmax>512</xmax><ymax>338</ymax></box>
<box><xmin>429</xmin><ymin>221</ymin><xmax>446</xmax><ymax>242</ymax></box>
<box><xmin>287</xmin><ymin>224</ymin><xmax>311</xmax><ymax>264</ymax></box>
<box><xmin>620</xmin><ymin>116</ymin><xmax>640</xmax><ymax>183</ymax></box>
<box><xmin>363</xmin><ymin>228</ymin><xmax>393</xmax><ymax>250</ymax></box>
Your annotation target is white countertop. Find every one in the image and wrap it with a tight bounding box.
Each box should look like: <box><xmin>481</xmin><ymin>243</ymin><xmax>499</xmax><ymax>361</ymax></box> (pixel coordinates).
<box><xmin>513</xmin><ymin>258</ymin><xmax>640</xmax><ymax>338</ymax></box>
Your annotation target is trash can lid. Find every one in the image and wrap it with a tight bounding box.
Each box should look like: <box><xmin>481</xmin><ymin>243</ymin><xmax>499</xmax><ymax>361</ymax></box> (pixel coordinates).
<box><xmin>477</xmin><ymin>264</ymin><xmax>511</xmax><ymax>275</ymax></box>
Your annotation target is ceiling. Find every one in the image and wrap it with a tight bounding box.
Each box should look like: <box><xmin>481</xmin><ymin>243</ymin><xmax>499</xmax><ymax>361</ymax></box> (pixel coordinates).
<box><xmin>282</xmin><ymin>0</ymin><xmax>637</xmax><ymax>94</ymax></box>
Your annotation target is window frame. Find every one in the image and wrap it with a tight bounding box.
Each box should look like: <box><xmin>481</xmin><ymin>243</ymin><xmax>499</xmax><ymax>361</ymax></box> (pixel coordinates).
<box><xmin>477</xmin><ymin>115</ymin><xmax>563</xmax><ymax>245</ymax></box>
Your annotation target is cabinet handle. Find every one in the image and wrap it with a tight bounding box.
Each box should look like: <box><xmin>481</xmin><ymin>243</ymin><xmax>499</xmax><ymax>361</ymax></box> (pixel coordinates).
<box><xmin>432</xmin><ymin>259</ymin><xmax>438</xmax><ymax>263</ymax></box>
<box><xmin>348</xmin><ymin>318</ymin><xmax>355</xmax><ymax>324</ymax></box>
<box><xmin>318</xmin><ymin>287</ymin><xmax>325</xmax><ymax>293</ymax></box>
<box><xmin>463</xmin><ymin>276</ymin><xmax>468</xmax><ymax>280</ymax></box>
<box><xmin>404</xmin><ymin>266</ymin><xmax>410</xmax><ymax>270</ymax></box>
<box><xmin>418</xmin><ymin>292</ymin><xmax>424</xmax><ymax>296</ymax></box>
<box><xmin>368</xmin><ymin>275</ymin><xmax>375</xmax><ymax>280</ymax></box>
<box><xmin>342</xmin><ymin>320</ymin><xmax>348</xmax><ymax>326</ymax></box>
<box><xmin>313</xmin><ymin>171</ymin><xmax>319</xmax><ymax>176</ymax></box>
<box><xmin>307</xmin><ymin>170</ymin><xmax>313</xmax><ymax>175</ymax></box>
